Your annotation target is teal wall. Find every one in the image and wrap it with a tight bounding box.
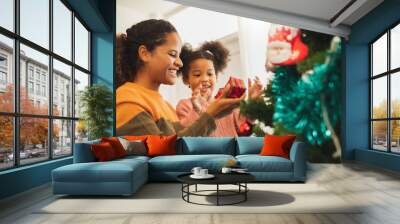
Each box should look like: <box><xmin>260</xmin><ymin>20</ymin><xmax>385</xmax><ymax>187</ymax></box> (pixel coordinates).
<box><xmin>0</xmin><ymin>158</ymin><xmax>72</xmax><ymax>199</ymax></box>
<box><xmin>0</xmin><ymin>0</ymin><xmax>115</xmax><ymax>200</ymax></box>
<box><xmin>344</xmin><ymin>0</ymin><xmax>400</xmax><ymax>171</ymax></box>
<box><xmin>91</xmin><ymin>0</ymin><xmax>116</xmax><ymax>135</ymax></box>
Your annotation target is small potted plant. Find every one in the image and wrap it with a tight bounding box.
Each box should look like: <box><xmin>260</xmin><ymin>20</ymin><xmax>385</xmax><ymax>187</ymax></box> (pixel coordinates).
<box><xmin>79</xmin><ymin>84</ymin><xmax>113</xmax><ymax>140</ymax></box>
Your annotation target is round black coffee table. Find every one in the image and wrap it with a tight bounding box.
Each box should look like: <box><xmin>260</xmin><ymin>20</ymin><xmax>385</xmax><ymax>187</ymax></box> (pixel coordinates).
<box><xmin>177</xmin><ymin>173</ymin><xmax>255</xmax><ymax>206</ymax></box>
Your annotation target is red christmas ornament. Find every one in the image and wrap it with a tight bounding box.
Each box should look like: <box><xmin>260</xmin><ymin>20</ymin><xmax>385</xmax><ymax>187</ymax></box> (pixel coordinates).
<box><xmin>238</xmin><ymin>121</ymin><xmax>252</xmax><ymax>136</ymax></box>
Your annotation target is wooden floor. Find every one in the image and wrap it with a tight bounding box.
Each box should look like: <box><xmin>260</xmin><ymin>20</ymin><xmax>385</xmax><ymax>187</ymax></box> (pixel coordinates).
<box><xmin>1</xmin><ymin>162</ymin><xmax>400</xmax><ymax>224</ymax></box>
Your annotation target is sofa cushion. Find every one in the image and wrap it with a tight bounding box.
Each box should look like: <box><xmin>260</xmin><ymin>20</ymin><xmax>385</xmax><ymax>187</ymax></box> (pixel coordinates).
<box><xmin>147</xmin><ymin>135</ymin><xmax>177</xmax><ymax>157</ymax></box>
<box><xmin>101</xmin><ymin>137</ymin><xmax>127</xmax><ymax>158</ymax></box>
<box><xmin>148</xmin><ymin>154</ymin><xmax>235</xmax><ymax>172</ymax></box>
<box><xmin>118</xmin><ymin>137</ymin><xmax>147</xmax><ymax>156</ymax></box>
<box><xmin>74</xmin><ymin>140</ymin><xmax>101</xmax><ymax>163</ymax></box>
<box><xmin>236</xmin><ymin>155</ymin><xmax>293</xmax><ymax>172</ymax></box>
<box><xmin>260</xmin><ymin>135</ymin><xmax>296</xmax><ymax>159</ymax></box>
<box><xmin>115</xmin><ymin>155</ymin><xmax>150</xmax><ymax>163</ymax></box>
<box><xmin>52</xmin><ymin>158</ymin><xmax>147</xmax><ymax>183</ymax></box>
<box><xmin>178</xmin><ymin>137</ymin><xmax>235</xmax><ymax>155</ymax></box>
<box><xmin>91</xmin><ymin>142</ymin><xmax>118</xmax><ymax>161</ymax></box>
<box><xmin>236</xmin><ymin>137</ymin><xmax>264</xmax><ymax>155</ymax></box>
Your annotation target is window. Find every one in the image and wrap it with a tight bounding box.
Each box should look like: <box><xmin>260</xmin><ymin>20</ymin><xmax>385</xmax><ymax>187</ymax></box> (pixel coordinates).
<box><xmin>0</xmin><ymin>54</ymin><xmax>7</xmax><ymax>86</ymax></box>
<box><xmin>20</xmin><ymin>0</ymin><xmax>49</xmax><ymax>49</ymax></box>
<box><xmin>35</xmin><ymin>70</ymin><xmax>41</xmax><ymax>81</ymax></box>
<box><xmin>36</xmin><ymin>83</ymin><xmax>40</xmax><ymax>95</ymax></box>
<box><xmin>0</xmin><ymin>71</ymin><xmax>6</xmax><ymax>85</ymax></box>
<box><xmin>42</xmin><ymin>85</ymin><xmax>46</xmax><ymax>97</ymax></box>
<box><xmin>28</xmin><ymin>67</ymin><xmax>34</xmax><ymax>80</ymax></box>
<box><xmin>370</xmin><ymin>23</ymin><xmax>400</xmax><ymax>154</ymax></box>
<box><xmin>75</xmin><ymin>18</ymin><xmax>89</xmax><ymax>70</ymax></box>
<box><xmin>0</xmin><ymin>0</ymin><xmax>14</xmax><ymax>32</ymax></box>
<box><xmin>0</xmin><ymin>35</ymin><xmax>13</xmax><ymax>114</ymax></box>
<box><xmin>28</xmin><ymin>81</ymin><xmax>34</xmax><ymax>94</ymax></box>
<box><xmin>0</xmin><ymin>0</ymin><xmax>91</xmax><ymax>170</ymax></box>
<box><xmin>53</xmin><ymin>0</ymin><xmax>72</xmax><ymax>60</ymax></box>
<box><xmin>0</xmin><ymin>55</ymin><xmax>7</xmax><ymax>67</ymax></box>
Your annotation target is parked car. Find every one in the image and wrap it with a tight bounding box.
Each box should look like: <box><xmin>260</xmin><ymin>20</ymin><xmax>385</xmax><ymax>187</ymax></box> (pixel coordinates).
<box><xmin>7</xmin><ymin>150</ymin><xmax>32</xmax><ymax>160</ymax></box>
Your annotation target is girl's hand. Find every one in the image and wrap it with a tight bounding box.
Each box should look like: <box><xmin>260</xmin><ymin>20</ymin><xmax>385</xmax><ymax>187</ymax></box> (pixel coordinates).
<box><xmin>206</xmin><ymin>84</ymin><xmax>244</xmax><ymax>119</ymax></box>
<box><xmin>191</xmin><ymin>86</ymin><xmax>209</xmax><ymax>113</ymax></box>
<box><xmin>248</xmin><ymin>76</ymin><xmax>263</xmax><ymax>100</ymax></box>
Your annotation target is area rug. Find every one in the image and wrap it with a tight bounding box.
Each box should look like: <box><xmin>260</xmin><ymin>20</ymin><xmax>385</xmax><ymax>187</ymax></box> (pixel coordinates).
<box><xmin>37</xmin><ymin>183</ymin><xmax>361</xmax><ymax>214</ymax></box>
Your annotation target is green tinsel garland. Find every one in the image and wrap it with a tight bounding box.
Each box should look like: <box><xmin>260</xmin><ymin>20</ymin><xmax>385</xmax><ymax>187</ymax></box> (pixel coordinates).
<box><xmin>272</xmin><ymin>38</ymin><xmax>342</xmax><ymax>145</ymax></box>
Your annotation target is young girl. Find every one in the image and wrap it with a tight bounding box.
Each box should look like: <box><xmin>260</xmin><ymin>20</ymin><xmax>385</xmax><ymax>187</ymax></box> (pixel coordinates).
<box><xmin>176</xmin><ymin>41</ymin><xmax>263</xmax><ymax>137</ymax></box>
<box><xmin>116</xmin><ymin>19</ymin><xmax>242</xmax><ymax>136</ymax></box>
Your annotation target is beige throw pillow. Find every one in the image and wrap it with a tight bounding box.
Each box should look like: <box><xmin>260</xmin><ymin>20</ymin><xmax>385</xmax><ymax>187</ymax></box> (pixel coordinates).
<box><xmin>118</xmin><ymin>137</ymin><xmax>147</xmax><ymax>156</ymax></box>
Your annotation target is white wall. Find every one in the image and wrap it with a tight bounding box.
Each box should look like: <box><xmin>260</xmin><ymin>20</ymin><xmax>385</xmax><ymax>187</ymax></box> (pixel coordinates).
<box><xmin>117</xmin><ymin>0</ymin><xmax>271</xmax><ymax>107</ymax></box>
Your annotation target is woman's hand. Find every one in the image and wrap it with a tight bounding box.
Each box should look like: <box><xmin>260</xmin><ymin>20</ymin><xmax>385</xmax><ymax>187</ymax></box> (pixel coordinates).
<box><xmin>206</xmin><ymin>84</ymin><xmax>244</xmax><ymax>119</ymax></box>
<box><xmin>248</xmin><ymin>76</ymin><xmax>263</xmax><ymax>100</ymax></box>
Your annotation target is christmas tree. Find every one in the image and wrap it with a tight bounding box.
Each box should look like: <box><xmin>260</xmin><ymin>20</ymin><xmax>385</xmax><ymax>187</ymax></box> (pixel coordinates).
<box><xmin>240</xmin><ymin>26</ymin><xmax>342</xmax><ymax>160</ymax></box>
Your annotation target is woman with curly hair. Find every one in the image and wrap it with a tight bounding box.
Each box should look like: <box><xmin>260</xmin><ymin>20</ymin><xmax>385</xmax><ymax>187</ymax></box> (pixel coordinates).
<box><xmin>116</xmin><ymin>19</ymin><xmax>242</xmax><ymax>136</ymax></box>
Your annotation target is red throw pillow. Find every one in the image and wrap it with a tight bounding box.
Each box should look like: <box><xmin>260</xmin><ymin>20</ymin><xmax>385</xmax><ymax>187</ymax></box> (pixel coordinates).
<box><xmin>91</xmin><ymin>142</ymin><xmax>117</xmax><ymax>161</ymax></box>
<box><xmin>260</xmin><ymin>135</ymin><xmax>296</xmax><ymax>159</ymax></box>
<box><xmin>146</xmin><ymin>135</ymin><xmax>177</xmax><ymax>157</ymax></box>
<box><xmin>101</xmin><ymin>137</ymin><xmax>126</xmax><ymax>158</ymax></box>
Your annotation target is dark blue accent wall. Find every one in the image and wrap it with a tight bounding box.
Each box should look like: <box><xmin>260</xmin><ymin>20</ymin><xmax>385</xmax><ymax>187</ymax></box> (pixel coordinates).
<box><xmin>345</xmin><ymin>0</ymin><xmax>400</xmax><ymax>171</ymax></box>
<box><xmin>0</xmin><ymin>0</ymin><xmax>116</xmax><ymax>200</ymax></box>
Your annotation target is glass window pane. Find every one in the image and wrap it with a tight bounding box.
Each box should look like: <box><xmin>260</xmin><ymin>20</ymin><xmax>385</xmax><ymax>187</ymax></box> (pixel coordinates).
<box><xmin>53</xmin><ymin>119</ymin><xmax>72</xmax><ymax>158</ymax></box>
<box><xmin>372</xmin><ymin>77</ymin><xmax>387</xmax><ymax>119</ymax></box>
<box><xmin>20</xmin><ymin>44</ymin><xmax>49</xmax><ymax>115</ymax></box>
<box><xmin>0</xmin><ymin>0</ymin><xmax>14</xmax><ymax>31</ymax></box>
<box><xmin>75</xmin><ymin>120</ymin><xmax>88</xmax><ymax>143</ymax></box>
<box><xmin>391</xmin><ymin>120</ymin><xmax>400</xmax><ymax>153</ymax></box>
<box><xmin>0</xmin><ymin>116</ymin><xmax>14</xmax><ymax>170</ymax></box>
<box><xmin>75</xmin><ymin>18</ymin><xmax>89</xmax><ymax>70</ymax></box>
<box><xmin>20</xmin><ymin>0</ymin><xmax>49</xmax><ymax>49</ymax></box>
<box><xmin>53</xmin><ymin>0</ymin><xmax>71</xmax><ymax>60</ymax></box>
<box><xmin>20</xmin><ymin>117</ymin><xmax>49</xmax><ymax>165</ymax></box>
<box><xmin>372</xmin><ymin>121</ymin><xmax>388</xmax><ymax>151</ymax></box>
<box><xmin>0</xmin><ymin>34</ymin><xmax>14</xmax><ymax>112</ymax></box>
<box><xmin>53</xmin><ymin>59</ymin><xmax>72</xmax><ymax>117</ymax></box>
<box><xmin>74</xmin><ymin>69</ymin><xmax>89</xmax><ymax>118</ymax></box>
<box><xmin>391</xmin><ymin>72</ymin><xmax>400</xmax><ymax>118</ymax></box>
<box><xmin>391</xmin><ymin>24</ymin><xmax>400</xmax><ymax>70</ymax></box>
<box><xmin>372</xmin><ymin>33</ymin><xmax>387</xmax><ymax>76</ymax></box>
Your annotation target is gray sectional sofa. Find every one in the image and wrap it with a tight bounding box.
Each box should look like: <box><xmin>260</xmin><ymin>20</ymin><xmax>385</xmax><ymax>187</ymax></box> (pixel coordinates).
<box><xmin>52</xmin><ymin>137</ymin><xmax>306</xmax><ymax>196</ymax></box>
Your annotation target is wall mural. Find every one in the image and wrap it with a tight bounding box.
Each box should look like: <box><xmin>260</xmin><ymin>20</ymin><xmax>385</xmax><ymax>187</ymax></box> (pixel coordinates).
<box><xmin>116</xmin><ymin>7</ymin><xmax>342</xmax><ymax>162</ymax></box>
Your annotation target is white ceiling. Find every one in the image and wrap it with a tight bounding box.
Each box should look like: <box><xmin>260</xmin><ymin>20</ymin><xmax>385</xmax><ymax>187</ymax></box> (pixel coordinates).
<box><xmin>117</xmin><ymin>0</ymin><xmax>384</xmax><ymax>38</ymax></box>
<box><xmin>225</xmin><ymin>0</ymin><xmax>353</xmax><ymax>23</ymax></box>
<box><xmin>167</xmin><ymin>0</ymin><xmax>384</xmax><ymax>38</ymax></box>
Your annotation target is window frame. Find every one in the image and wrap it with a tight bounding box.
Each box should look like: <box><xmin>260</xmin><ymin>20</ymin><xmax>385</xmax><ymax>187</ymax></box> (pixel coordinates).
<box><xmin>0</xmin><ymin>0</ymin><xmax>92</xmax><ymax>171</ymax></box>
<box><xmin>370</xmin><ymin>20</ymin><xmax>400</xmax><ymax>154</ymax></box>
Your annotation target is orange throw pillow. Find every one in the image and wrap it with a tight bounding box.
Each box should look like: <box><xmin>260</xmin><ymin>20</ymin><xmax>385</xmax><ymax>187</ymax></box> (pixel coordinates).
<box><xmin>101</xmin><ymin>137</ymin><xmax>126</xmax><ymax>158</ymax></box>
<box><xmin>146</xmin><ymin>135</ymin><xmax>177</xmax><ymax>157</ymax></box>
<box><xmin>260</xmin><ymin>135</ymin><xmax>296</xmax><ymax>159</ymax></box>
<box><xmin>124</xmin><ymin>135</ymin><xmax>148</xmax><ymax>141</ymax></box>
<box><xmin>91</xmin><ymin>142</ymin><xmax>117</xmax><ymax>161</ymax></box>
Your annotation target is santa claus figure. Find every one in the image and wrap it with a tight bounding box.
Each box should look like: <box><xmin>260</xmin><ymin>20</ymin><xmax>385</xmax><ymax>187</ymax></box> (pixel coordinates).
<box><xmin>267</xmin><ymin>24</ymin><xmax>309</xmax><ymax>67</ymax></box>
